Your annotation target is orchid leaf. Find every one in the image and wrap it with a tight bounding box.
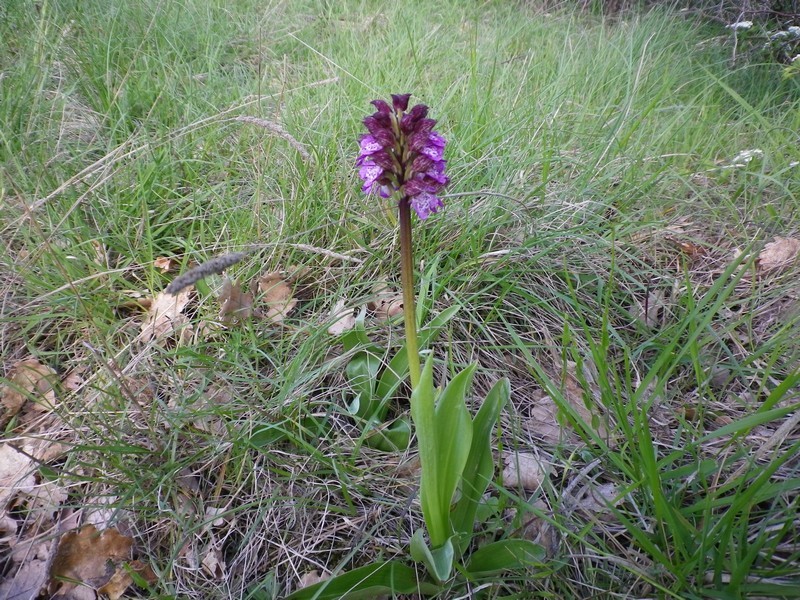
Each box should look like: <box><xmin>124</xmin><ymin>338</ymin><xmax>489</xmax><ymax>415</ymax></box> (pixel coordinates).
<box><xmin>345</xmin><ymin>350</ymin><xmax>382</xmax><ymax>420</ymax></box>
<box><xmin>451</xmin><ymin>377</ymin><xmax>509</xmax><ymax>552</ymax></box>
<box><xmin>365</xmin><ymin>416</ymin><xmax>411</xmax><ymax>451</ymax></box>
<box><xmin>340</xmin><ymin>308</ymin><xmax>371</xmax><ymax>352</ymax></box>
<box><xmin>411</xmin><ymin>356</ymin><xmax>475</xmax><ymax>547</ymax></box>
<box><xmin>410</xmin><ymin>529</ymin><xmax>455</xmax><ymax>584</ymax></box>
<box><xmin>465</xmin><ymin>540</ymin><xmax>545</xmax><ymax>577</ymax></box>
<box><xmin>284</xmin><ymin>560</ymin><xmax>437</xmax><ymax>599</ymax></box>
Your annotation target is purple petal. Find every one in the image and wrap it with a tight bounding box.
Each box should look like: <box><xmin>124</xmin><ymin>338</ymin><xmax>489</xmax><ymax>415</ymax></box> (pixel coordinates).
<box><xmin>399</xmin><ymin>104</ymin><xmax>430</xmax><ymax>134</ymax></box>
<box><xmin>373</xmin><ymin>129</ymin><xmax>396</xmax><ymax>149</ymax></box>
<box><xmin>370</xmin><ymin>149</ymin><xmax>396</xmax><ymax>171</ymax></box>
<box><xmin>411</xmin><ymin>154</ymin><xmax>434</xmax><ymax>173</ymax></box>
<box><xmin>359</xmin><ymin>135</ymin><xmax>382</xmax><ymax>155</ymax></box>
<box><xmin>359</xmin><ymin>164</ymin><xmax>383</xmax><ymax>189</ymax></box>
<box><xmin>392</xmin><ymin>93</ymin><xmax>412</xmax><ymax>112</ymax></box>
<box><xmin>364</xmin><ymin>113</ymin><xmax>392</xmax><ymax>134</ymax></box>
<box><xmin>409</xmin><ymin>192</ymin><xmax>443</xmax><ymax>220</ymax></box>
<box><xmin>370</xmin><ymin>99</ymin><xmax>391</xmax><ymax>114</ymax></box>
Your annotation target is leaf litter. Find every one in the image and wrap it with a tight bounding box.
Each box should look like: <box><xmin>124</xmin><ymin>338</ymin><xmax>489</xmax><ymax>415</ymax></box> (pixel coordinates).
<box><xmin>757</xmin><ymin>236</ymin><xmax>800</xmax><ymax>273</ymax></box>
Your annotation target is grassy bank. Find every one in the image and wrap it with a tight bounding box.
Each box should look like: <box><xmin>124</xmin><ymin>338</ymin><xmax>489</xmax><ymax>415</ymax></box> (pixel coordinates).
<box><xmin>2</xmin><ymin>0</ymin><xmax>799</xmax><ymax>598</ymax></box>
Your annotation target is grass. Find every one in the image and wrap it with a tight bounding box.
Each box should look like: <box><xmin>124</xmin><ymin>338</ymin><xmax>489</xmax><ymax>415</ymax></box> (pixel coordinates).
<box><xmin>2</xmin><ymin>0</ymin><xmax>799</xmax><ymax>598</ymax></box>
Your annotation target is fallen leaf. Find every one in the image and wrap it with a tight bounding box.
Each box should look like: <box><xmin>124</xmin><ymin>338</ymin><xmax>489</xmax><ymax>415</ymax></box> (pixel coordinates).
<box><xmin>561</xmin><ymin>361</ymin><xmax>608</xmax><ymax>440</ymax></box>
<box><xmin>200</xmin><ymin>547</ymin><xmax>225</xmax><ymax>579</ymax></box>
<box><xmin>10</xmin><ymin>536</ymin><xmax>54</xmax><ymax>569</ymax></box>
<box><xmin>218</xmin><ymin>278</ymin><xmax>254</xmax><ymax>324</ymax></box>
<box><xmin>61</xmin><ymin>370</ymin><xmax>84</xmax><ymax>394</ymax></box>
<box><xmin>1</xmin><ymin>359</ymin><xmax>58</xmax><ymax>421</ymax></box>
<box><xmin>520</xmin><ymin>363</ymin><xmax>608</xmax><ymax>444</ymax></box>
<box><xmin>669</xmin><ymin>238</ymin><xmax>706</xmax><ymax>260</ymax></box>
<box><xmin>257</xmin><ymin>271</ymin><xmax>297</xmax><ymax>323</ymax></box>
<box><xmin>22</xmin><ymin>439</ymin><xmax>68</xmax><ymax>465</ymax></box>
<box><xmin>367</xmin><ymin>283</ymin><xmax>403</xmax><ymax>321</ymax></box>
<box><xmin>0</xmin><ymin>513</ymin><xmax>18</xmax><ymax>537</ymax></box>
<box><xmin>97</xmin><ymin>560</ymin><xmax>156</xmax><ymax>600</ymax></box>
<box><xmin>153</xmin><ymin>256</ymin><xmax>172</xmax><ymax>272</ymax></box>
<box><xmin>632</xmin><ymin>289</ymin><xmax>666</xmax><ymax>327</ymax></box>
<box><xmin>83</xmin><ymin>495</ymin><xmax>119</xmax><ymax>530</ymax></box>
<box><xmin>0</xmin><ymin>444</ymin><xmax>36</xmax><ymax>509</ymax></box>
<box><xmin>517</xmin><ymin>500</ymin><xmax>560</xmax><ymax>558</ymax></box>
<box><xmin>569</xmin><ymin>482</ymin><xmax>621</xmax><ymax>523</ymax></box>
<box><xmin>298</xmin><ymin>570</ymin><xmax>325</xmax><ymax>588</ymax></box>
<box><xmin>0</xmin><ymin>560</ymin><xmax>49</xmax><ymax>600</ymax></box>
<box><xmin>757</xmin><ymin>237</ymin><xmax>800</xmax><ymax>273</ymax></box>
<box><xmin>204</xmin><ymin>506</ymin><xmax>227</xmax><ymax>527</ymax></box>
<box><xmin>138</xmin><ymin>289</ymin><xmax>192</xmax><ymax>342</ymax></box>
<box><xmin>502</xmin><ymin>452</ymin><xmax>547</xmax><ymax>491</ymax></box>
<box><xmin>24</xmin><ymin>479</ymin><xmax>69</xmax><ymax>523</ymax></box>
<box><xmin>327</xmin><ymin>299</ymin><xmax>356</xmax><ymax>335</ymax></box>
<box><xmin>48</xmin><ymin>525</ymin><xmax>133</xmax><ymax>595</ymax></box>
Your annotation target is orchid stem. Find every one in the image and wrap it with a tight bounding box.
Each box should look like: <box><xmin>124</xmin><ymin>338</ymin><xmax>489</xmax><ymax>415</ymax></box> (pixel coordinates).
<box><xmin>399</xmin><ymin>197</ymin><xmax>421</xmax><ymax>389</ymax></box>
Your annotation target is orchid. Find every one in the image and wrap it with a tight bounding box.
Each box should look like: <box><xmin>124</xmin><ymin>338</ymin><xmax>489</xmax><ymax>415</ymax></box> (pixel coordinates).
<box><xmin>356</xmin><ymin>93</ymin><xmax>449</xmax><ymax>220</ymax></box>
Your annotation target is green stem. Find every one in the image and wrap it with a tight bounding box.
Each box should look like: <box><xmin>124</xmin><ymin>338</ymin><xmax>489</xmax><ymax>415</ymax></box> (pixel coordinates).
<box><xmin>398</xmin><ymin>197</ymin><xmax>421</xmax><ymax>389</ymax></box>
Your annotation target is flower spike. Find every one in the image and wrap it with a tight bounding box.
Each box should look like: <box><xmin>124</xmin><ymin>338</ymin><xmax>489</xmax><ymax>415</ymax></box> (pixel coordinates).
<box><xmin>356</xmin><ymin>94</ymin><xmax>449</xmax><ymax>219</ymax></box>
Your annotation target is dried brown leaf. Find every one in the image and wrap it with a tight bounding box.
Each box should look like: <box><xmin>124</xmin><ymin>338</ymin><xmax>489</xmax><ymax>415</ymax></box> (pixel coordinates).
<box><xmin>327</xmin><ymin>299</ymin><xmax>357</xmax><ymax>335</ymax></box>
<box><xmin>0</xmin><ymin>444</ymin><xmax>36</xmax><ymax>509</ymax></box>
<box><xmin>1</xmin><ymin>359</ymin><xmax>58</xmax><ymax>420</ymax></box>
<box><xmin>669</xmin><ymin>239</ymin><xmax>706</xmax><ymax>260</ymax></box>
<box><xmin>757</xmin><ymin>237</ymin><xmax>800</xmax><ymax>273</ymax></box>
<box><xmin>298</xmin><ymin>570</ymin><xmax>325</xmax><ymax>588</ymax></box>
<box><xmin>521</xmin><ymin>362</ymin><xmax>607</xmax><ymax>444</ymax></box>
<box><xmin>204</xmin><ymin>506</ymin><xmax>227</xmax><ymax>527</ymax></box>
<box><xmin>153</xmin><ymin>256</ymin><xmax>172</xmax><ymax>272</ymax></box>
<box><xmin>219</xmin><ymin>278</ymin><xmax>254</xmax><ymax>324</ymax></box>
<box><xmin>200</xmin><ymin>547</ymin><xmax>225</xmax><ymax>579</ymax></box>
<box><xmin>138</xmin><ymin>289</ymin><xmax>192</xmax><ymax>342</ymax></box>
<box><xmin>257</xmin><ymin>271</ymin><xmax>297</xmax><ymax>323</ymax></box>
<box><xmin>61</xmin><ymin>370</ymin><xmax>83</xmax><ymax>394</ymax></box>
<box><xmin>0</xmin><ymin>559</ymin><xmax>49</xmax><ymax>600</ymax></box>
<box><xmin>367</xmin><ymin>283</ymin><xmax>403</xmax><ymax>321</ymax></box>
<box><xmin>49</xmin><ymin>525</ymin><xmax>133</xmax><ymax>595</ymax></box>
<box><xmin>517</xmin><ymin>500</ymin><xmax>560</xmax><ymax>558</ymax></box>
<box><xmin>22</xmin><ymin>480</ymin><xmax>69</xmax><ymax>524</ymax></box>
<box><xmin>633</xmin><ymin>289</ymin><xmax>666</xmax><ymax>327</ymax></box>
<box><xmin>523</xmin><ymin>395</ymin><xmax>567</xmax><ymax>444</ymax></box>
<box><xmin>502</xmin><ymin>452</ymin><xmax>547</xmax><ymax>491</ymax></box>
<box><xmin>96</xmin><ymin>560</ymin><xmax>156</xmax><ymax>600</ymax></box>
<box><xmin>570</xmin><ymin>482</ymin><xmax>621</xmax><ymax>522</ymax></box>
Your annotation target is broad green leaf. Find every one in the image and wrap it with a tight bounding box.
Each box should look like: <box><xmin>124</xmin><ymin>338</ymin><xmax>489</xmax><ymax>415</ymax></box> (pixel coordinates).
<box><xmin>250</xmin><ymin>422</ymin><xmax>289</xmax><ymax>447</ymax></box>
<box><xmin>345</xmin><ymin>350</ymin><xmax>382</xmax><ymax>420</ymax></box>
<box><xmin>465</xmin><ymin>540</ymin><xmax>545</xmax><ymax>577</ymax></box>
<box><xmin>410</xmin><ymin>529</ymin><xmax>455</xmax><ymax>583</ymax></box>
<box><xmin>339</xmin><ymin>310</ymin><xmax>371</xmax><ymax>352</ymax></box>
<box><xmin>284</xmin><ymin>560</ymin><xmax>437</xmax><ymax>599</ymax></box>
<box><xmin>412</xmin><ymin>357</ymin><xmax>475</xmax><ymax>547</ymax></box>
<box><xmin>451</xmin><ymin>377</ymin><xmax>509</xmax><ymax>551</ymax></box>
<box><xmin>376</xmin><ymin>305</ymin><xmax>460</xmax><ymax>401</ymax></box>
<box><xmin>365</xmin><ymin>416</ymin><xmax>411</xmax><ymax>451</ymax></box>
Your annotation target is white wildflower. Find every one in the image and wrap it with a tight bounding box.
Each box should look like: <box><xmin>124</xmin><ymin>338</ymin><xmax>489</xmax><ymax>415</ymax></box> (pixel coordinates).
<box><xmin>788</xmin><ymin>26</ymin><xmax>800</xmax><ymax>38</ymax></box>
<box><xmin>728</xmin><ymin>21</ymin><xmax>753</xmax><ymax>31</ymax></box>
